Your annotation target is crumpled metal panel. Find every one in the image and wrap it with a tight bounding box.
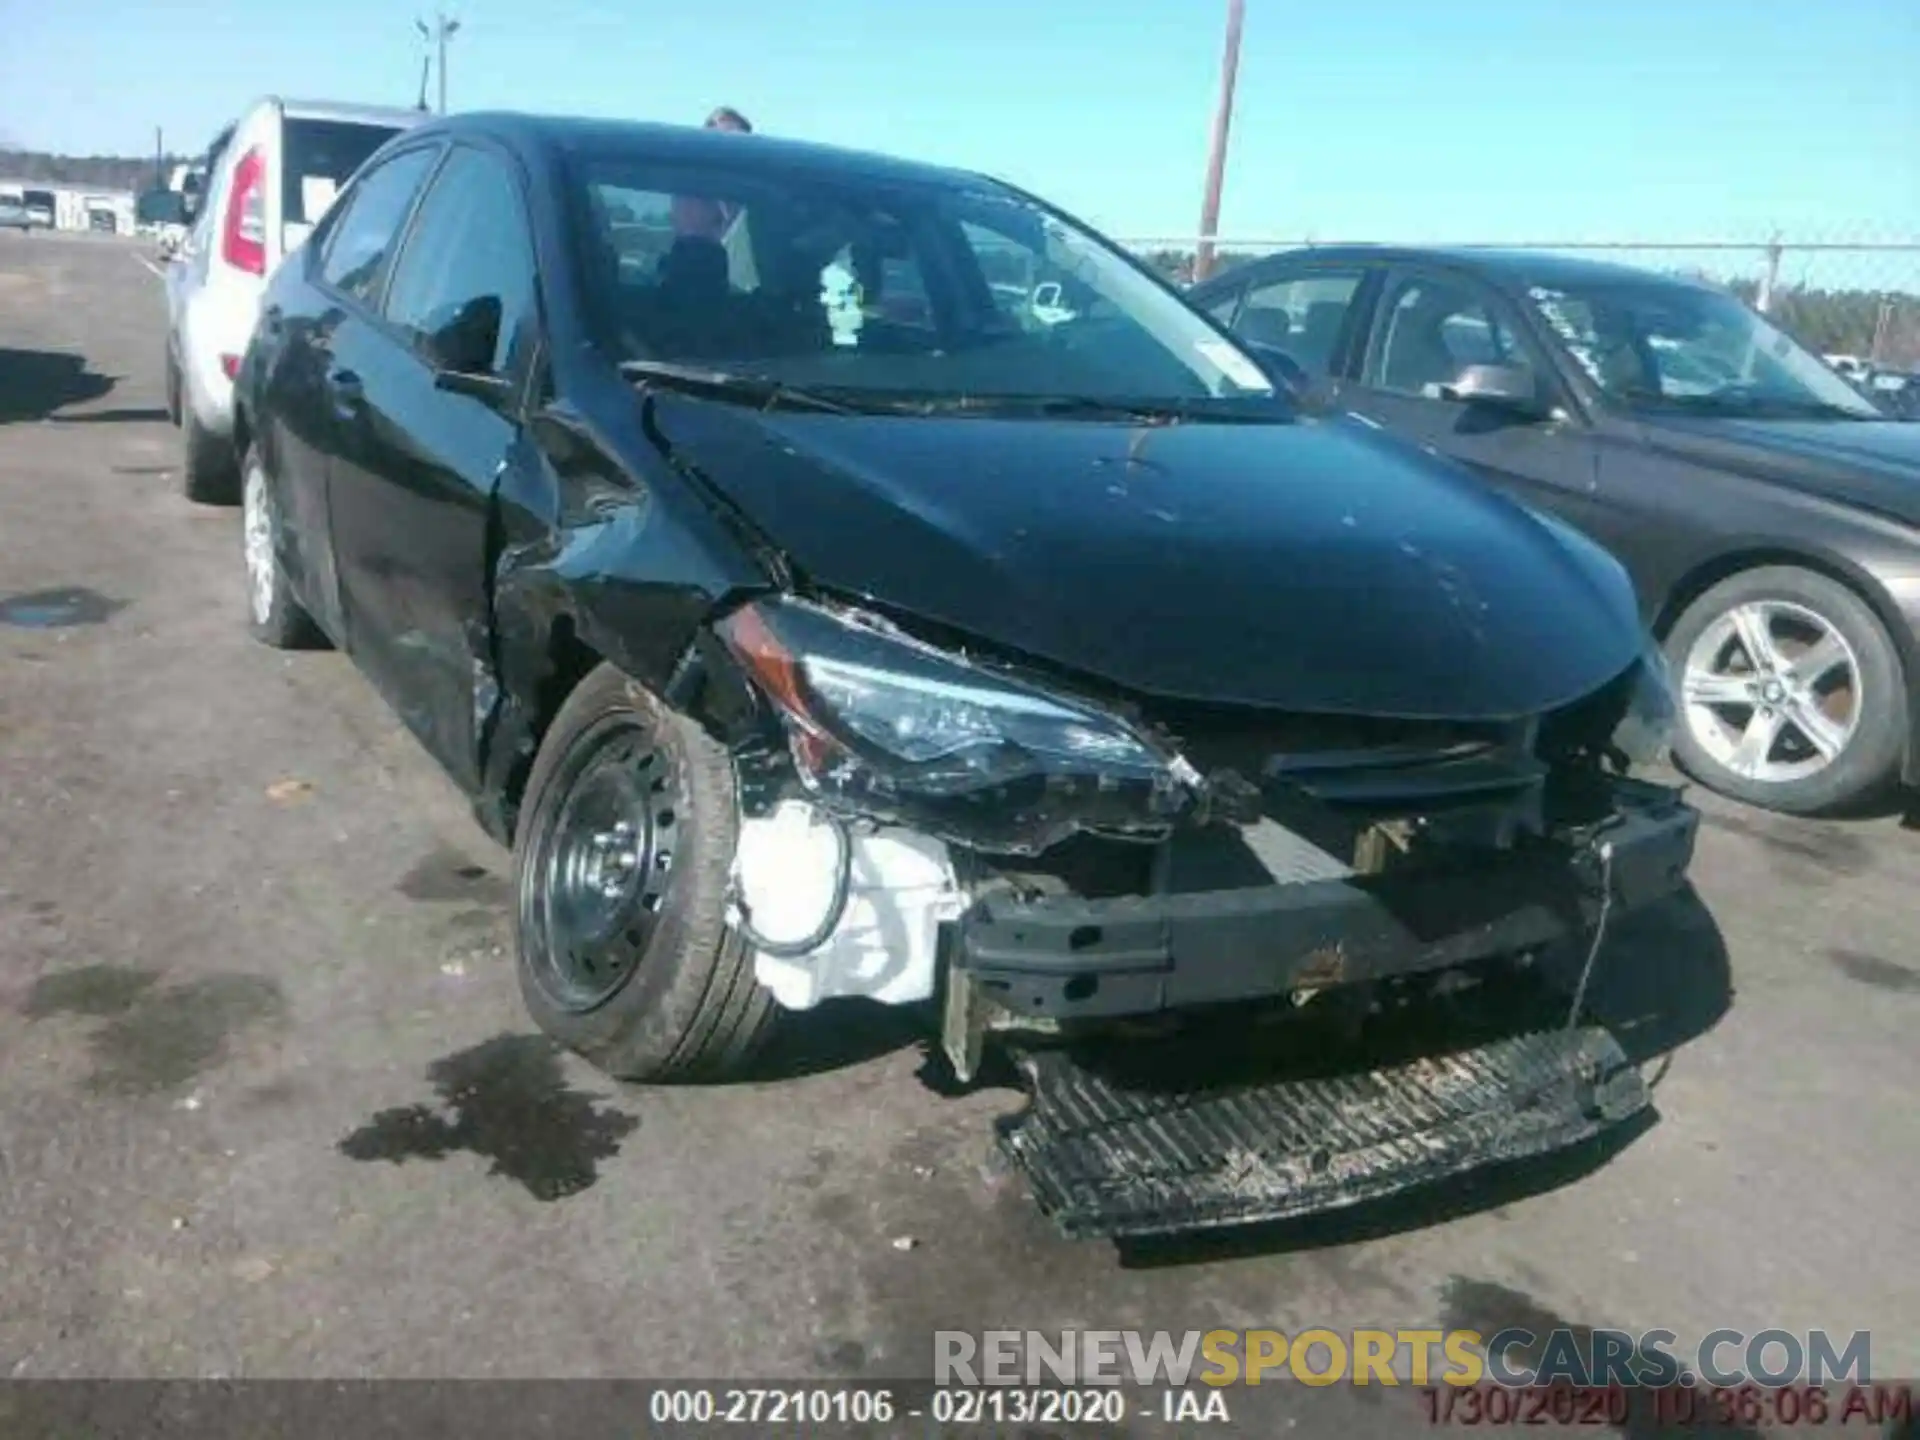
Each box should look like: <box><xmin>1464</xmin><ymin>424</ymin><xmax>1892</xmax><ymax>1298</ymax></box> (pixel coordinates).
<box><xmin>999</xmin><ymin>1025</ymin><xmax>1649</xmax><ymax>1240</ymax></box>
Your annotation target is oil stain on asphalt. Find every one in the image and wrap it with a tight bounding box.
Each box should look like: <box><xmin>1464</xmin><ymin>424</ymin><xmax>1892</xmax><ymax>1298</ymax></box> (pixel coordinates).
<box><xmin>22</xmin><ymin>963</ymin><xmax>287</xmax><ymax>1095</ymax></box>
<box><xmin>338</xmin><ymin>1034</ymin><xmax>639</xmax><ymax>1201</ymax></box>
<box><xmin>1438</xmin><ymin>1276</ymin><xmax>1764</xmax><ymax>1440</ymax></box>
<box><xmin>1828</xmin><ymin>948</ymin><xmax>1920</xmax><ymax>994</ymax></box>
<box><xmin>0</xmin><ymin>586</ymin><xmax>127</xmax><ymax>628</ymax></box>
<box><xmin>396</xmin><ymin>845</ymin><xmax>510</xmax><ymax>905</ymax></box>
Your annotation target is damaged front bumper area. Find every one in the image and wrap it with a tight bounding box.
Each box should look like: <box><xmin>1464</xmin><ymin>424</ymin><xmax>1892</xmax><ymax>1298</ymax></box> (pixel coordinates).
<box><xmin>952</xmin><ymin>775</ymin><xmax>1696</xmax><ymax>1024</ymax></box>
<box><xmin>962</xmin><ymin>777</ymin><xmax>1695</xmax><ymax>1239</ymax></box>
<box><xmin>709</xmin><ymin>594</ymin><xmax>1699</xmax><ymax>1238</ymax></box>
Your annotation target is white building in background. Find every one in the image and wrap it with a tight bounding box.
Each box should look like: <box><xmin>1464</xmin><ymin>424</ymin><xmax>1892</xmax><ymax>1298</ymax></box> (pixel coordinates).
<box><xmin>0</xmin><ymin>179</ymin><xmax>137</xmax><ymax>234</ymax></box>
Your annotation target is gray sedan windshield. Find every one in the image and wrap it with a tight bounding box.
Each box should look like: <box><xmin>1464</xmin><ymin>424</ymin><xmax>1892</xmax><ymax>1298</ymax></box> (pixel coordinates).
<box><xmin>1527</xmin><ymin>279</ymin><xmax>1881</xmax><ymax>419</ymax></box>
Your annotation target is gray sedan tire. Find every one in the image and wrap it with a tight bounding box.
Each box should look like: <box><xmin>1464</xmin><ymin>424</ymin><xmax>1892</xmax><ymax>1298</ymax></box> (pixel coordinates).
<box><xmin>1664</xmin><ymin>565</ymin><xmax>1904</xmax><ymax>815</ymax></box>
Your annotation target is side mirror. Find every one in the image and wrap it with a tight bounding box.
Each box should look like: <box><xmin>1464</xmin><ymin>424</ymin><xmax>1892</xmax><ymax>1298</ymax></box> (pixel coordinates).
<box><xmin>1440</xmin><ymin>363</ymin><xmax>1550</xmax><ymax>418</ymax></box>
<box><xmin>136</xmin><ymin>188</ymin><xmax>188</xmax><ymax>226</ymax></box>
<box><xmin>423</xmin><ymin>296</ymin><xmax>516</xmax><ymax>406</ymax></box>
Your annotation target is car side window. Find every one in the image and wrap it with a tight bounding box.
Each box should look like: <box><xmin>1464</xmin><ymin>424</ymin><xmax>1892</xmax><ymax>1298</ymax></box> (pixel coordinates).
<box><xmin>1367</xmin><ymin>274</ymin><xmax>1534</xmax><ymax>398</ymax></box>
<box><xmin>1200</xmin><ymin>279</ymin><xmax>1246</xmax><ymax>327</ymax></box>
<box><xmin>317</xmin><ymin>147</ymin><xmax>440</xmax><ymax>306</ymax></box>
<box><xmin>380</xmin><ymin>147</ymin><xmax>538</xmax><ymax>375</ymax></box>
<box><xmin>1229</xmin><ymin>271</ymin><xmax>1362</xmax><ymax>379</ymax></box>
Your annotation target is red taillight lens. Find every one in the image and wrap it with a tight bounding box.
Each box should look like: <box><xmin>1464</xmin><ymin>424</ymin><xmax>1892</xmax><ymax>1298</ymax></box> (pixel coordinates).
<box><xmin>221</xmin><ymin>147</ymin><xmax>267</xmax><ymax>275</ymax></box>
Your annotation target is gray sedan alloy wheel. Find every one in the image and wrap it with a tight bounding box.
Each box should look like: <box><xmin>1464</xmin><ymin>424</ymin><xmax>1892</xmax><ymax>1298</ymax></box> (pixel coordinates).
<box><xmin>1681</xmin><ymin>599</ymin><xmax>1860</xmax><ymax>786</ymax></box>
<box><xmin>1665</xmin><ymin>566</ymin><xmax>1905</xmax><ymax>815</ymax></box>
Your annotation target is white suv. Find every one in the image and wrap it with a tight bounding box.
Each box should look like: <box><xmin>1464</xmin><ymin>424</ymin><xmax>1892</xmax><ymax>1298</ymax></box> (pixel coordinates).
<box><xmin>164</xmin><ymin>97</ymin><xmax>428</xmax><ymax>502</ymax></box>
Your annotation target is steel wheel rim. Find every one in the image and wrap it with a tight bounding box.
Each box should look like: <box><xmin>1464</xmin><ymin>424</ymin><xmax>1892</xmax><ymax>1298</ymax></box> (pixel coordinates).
<box><xmin>521</xmin><ymin>719</ymin><xmax>677</xmax><ymax>1013</ymax></box>
<box><xmin>242</xmin><ymin>460</ymin><xmax>275</xmax><ymax>626</ymax></box>
<box><xmin>1681</xmin><ymin>598</ymin><xmax>1861</xmax><ymax>785</ymax></box>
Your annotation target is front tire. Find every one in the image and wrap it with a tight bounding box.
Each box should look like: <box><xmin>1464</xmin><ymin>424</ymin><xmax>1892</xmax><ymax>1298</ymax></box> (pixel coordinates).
<box><xmin>512</xmin><ymin>664</ymin><xmax>775</xmax><ymax>1082</ymax></box>
<box><xmin>241</xmin><ymin>446</ymin><xmax>323</xmax><ymax>650</ymax></box>
<box><xmin>1664</xmin><ymin>565</ymin><xmax>1905</xmax><ymax>815</ymax></box>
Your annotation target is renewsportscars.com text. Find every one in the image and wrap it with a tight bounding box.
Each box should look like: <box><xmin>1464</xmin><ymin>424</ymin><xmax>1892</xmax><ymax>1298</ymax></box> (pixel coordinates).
<box><xmin>934</xmin><ymin>1327</ymin><xmax>1874</xmax><ymax>1388</ymax></box>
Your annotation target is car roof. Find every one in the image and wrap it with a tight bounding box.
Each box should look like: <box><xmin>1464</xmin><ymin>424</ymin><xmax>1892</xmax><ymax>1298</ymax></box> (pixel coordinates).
<box><xmin>406</xmin><ymin>111</ymin><xmax>996</xmax><ymax>191</ymax></box>
<box><xmin>1209</xmin><ymin>243</ymin><xmax>1720</xmax><ymax>295</ymax></box>
<box><xmin>273</xmin><ymin>98</ymin><xmax>434</xmax><ymax>128</ymax></box>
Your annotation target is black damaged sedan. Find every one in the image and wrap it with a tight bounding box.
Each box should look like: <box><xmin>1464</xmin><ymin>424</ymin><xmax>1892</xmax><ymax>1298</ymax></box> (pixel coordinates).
<box><xmin>234</xmin><ymin>115</ymin><xmax>1696</xmax><ymax>1236</ymax></box>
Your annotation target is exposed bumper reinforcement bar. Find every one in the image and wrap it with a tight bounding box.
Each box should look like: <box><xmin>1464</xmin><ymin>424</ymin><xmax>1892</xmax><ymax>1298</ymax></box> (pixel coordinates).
<box><xmin>956</xmin><ymin>779</ymin><xmax>1697</xmax><ymax>1020</ymax></box>
<box><xmin>999</xmin><ymin>1024</ymin><xmax>1650</xmax><ymax>1239</ymax></box>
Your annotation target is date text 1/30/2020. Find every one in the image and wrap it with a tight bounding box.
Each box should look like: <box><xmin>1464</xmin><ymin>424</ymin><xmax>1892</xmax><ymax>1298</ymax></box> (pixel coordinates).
<box><xmin>1421</xmin><ymin>1383</ymin><xmax>1915</xmax><ymax>1428</ymax></box>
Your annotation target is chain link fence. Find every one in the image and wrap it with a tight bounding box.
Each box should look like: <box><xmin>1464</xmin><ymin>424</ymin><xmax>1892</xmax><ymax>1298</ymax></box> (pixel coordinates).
<box><xmin>1119</xmin><ymin>230</ymin><xmax>1920</xmax><ymax>369</ymax></box>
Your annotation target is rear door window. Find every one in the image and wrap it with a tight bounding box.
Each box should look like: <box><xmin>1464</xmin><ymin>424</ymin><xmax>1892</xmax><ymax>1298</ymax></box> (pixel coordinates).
<box><xmin>1230</xmin><ymin>271</ymin><xmax>1364</xmax><ymax>379</ymax></box>
<box><xmin>1366</xmin><ymin>273</ymin><xmax>1538</xmax><ymax>398</ymax></box>
<box><xmin>284</xmin><ymin>118</ymin><xmax>405</xmax><ymax>227</ymax></box>
<box><xmin>317</xmin><ymin>146</ymin><xmax>440</xmax><ymax>307</ymax></box>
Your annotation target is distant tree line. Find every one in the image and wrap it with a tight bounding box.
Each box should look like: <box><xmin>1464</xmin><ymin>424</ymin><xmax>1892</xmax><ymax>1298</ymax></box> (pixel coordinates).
<box><xmin>0</xmin><ymin>149</ymin><xmax>187</xmax><ymax>193</ymax></box>
<box><xmin>1725</xmin><ymin>279</ymin><xmax>1918</xmax><ymax>368</ymax></box>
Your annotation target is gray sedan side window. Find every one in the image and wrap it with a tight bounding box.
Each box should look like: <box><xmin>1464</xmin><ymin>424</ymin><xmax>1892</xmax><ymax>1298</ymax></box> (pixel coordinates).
<box><xmin>1229</xmin><ymin>270</ymin><xmax>1362</xmax><ymax>379</ymax></box>
<box><xmin>1200</xmin><ymin>279</ymin><xmax>1246</xmax><ymax>326</ymax></box>
<box><xmin>1367</xmin><ymin>274</ymin><xmax>1536</xmax><ymax>398</ymax></box>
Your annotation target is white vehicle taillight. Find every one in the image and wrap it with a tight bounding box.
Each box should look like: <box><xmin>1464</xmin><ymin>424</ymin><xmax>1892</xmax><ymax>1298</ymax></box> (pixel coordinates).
<box><xmin>222</xmin><ymin>147</ymin><xmax>267</xmax><ymax>276</ymax></box>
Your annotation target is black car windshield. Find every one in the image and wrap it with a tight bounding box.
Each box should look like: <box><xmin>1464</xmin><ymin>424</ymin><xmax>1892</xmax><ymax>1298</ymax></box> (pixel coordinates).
<box><xmin>568</xmin><ymin>151</ymin><xmax>1280</xmax><ymax>414</ymax></box>
<box><xmin>1524</xmin><ymin>278</ymin><xmax>1883</xmax><ymax>420</ymax></box>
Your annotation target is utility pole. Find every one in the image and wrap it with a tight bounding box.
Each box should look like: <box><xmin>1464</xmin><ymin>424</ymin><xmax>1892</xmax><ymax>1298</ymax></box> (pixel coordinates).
<box><xmin>154</xmin><ymin>127</ymin><xmax>164</xmax><ymax>190</ymax></box>
<box><xmin>1870</xmin><ymin>297</ymin><xmax>1894</xmax><ymax>366</ymax></box>
<box><xmin>1193</xmin><ymin>0</ymin><xmax>1245</xmax><ymax>285</ymax></box>
<box><xmin>1756</xmin><ymin>233</ymin><xmax>1783</xmax><ymax>315</ymax></box>
<box><xmin>417</xmin><ymin>9</ymin><xmax>461</xmax><ymax>115</ymax></box>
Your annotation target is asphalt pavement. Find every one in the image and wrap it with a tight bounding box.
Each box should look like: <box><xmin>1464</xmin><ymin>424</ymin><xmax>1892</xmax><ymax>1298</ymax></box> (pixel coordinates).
<box><xmin>1</xmin><ymin>231</ymin><xmax>1916</xmax><ymax>1434</ymax></box>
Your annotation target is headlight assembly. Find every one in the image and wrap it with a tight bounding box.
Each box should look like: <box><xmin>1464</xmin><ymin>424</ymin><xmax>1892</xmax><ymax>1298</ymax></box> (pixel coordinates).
<box><xmin>716</xmin><ymin>597</ymin><xmax>1192</xmax><ymax>851</ymax></box>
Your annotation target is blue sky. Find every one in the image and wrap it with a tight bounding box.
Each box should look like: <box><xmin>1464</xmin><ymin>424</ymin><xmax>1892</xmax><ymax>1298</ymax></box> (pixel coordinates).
<box><xmin>3</xmin><ymin>0</ymin><xmax>1915</xmax><ymax>245</ymax></box>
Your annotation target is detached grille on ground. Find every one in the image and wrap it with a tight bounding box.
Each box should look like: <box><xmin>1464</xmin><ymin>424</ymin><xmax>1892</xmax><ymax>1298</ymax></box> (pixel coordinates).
<box><xmin>999</xmin><ymin>1025</ymin><xmax>1649</xmax><ymax>1239</ymax></box>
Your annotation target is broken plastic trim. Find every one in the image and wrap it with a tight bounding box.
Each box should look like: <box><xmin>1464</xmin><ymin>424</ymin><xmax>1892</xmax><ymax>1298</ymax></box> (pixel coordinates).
<box><xmin>714</xmin><ymin>596</ymin><xmax>1202</xmax><ymax>855</ymax></box>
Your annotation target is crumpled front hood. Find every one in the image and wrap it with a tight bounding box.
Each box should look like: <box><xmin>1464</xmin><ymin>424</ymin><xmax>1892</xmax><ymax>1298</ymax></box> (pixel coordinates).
<box><xmin>1639</xmin><ymin>416</ymin><xmax>1920</xmax><ymax>526</ymax></box>
<box><xmin>653</xmin><ymin>398</ymin><xmax>1645</xmax><ymax>720</ymax></box>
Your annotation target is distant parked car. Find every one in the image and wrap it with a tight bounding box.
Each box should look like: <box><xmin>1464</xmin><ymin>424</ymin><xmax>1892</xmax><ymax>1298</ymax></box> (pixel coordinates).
<box><xmin>164</xmin><ymin>96</ymin><xmax>428</xmax><ymax>501</ymax></box>
<box><xmin>1863</xmin><ymin>369</ymin><xmax>1920</xmax><ymax>421</ymax></box>
<box><xmin>0</xmin><ymin>197</ymin><xmax>32</xmax><ymax>232</ymax></box>
<box><xmin>1191</xmin><ymin>246</ymin><xmax>1920</xmax><ymax>816</ymax></box>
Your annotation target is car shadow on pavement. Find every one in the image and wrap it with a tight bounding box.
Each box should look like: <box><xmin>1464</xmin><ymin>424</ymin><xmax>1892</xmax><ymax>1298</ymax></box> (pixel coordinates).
<box><xmin>1112</xmin><ymin>885</ymin><xmax>1730</xmax><ymax>1269</ymax></box>
<box><xmin>0</xmin><ymin>347</ymin><xmax>116</xmax><ymax>423</ymax></box>
<box><xmin>51</xmin><ymin>405</ymin><xmax>171</xmax><ymax>424</ymax></box>
<box><xmin>732</xmin><ymin>998</ymin><xmax>932</xmax><ymax>1083</ymax></box>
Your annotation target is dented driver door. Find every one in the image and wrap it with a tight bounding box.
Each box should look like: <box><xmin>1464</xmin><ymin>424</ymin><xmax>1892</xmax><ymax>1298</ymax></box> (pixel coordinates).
<box><xmin>324</xmin><ymin>143</ymin><xmax>540</xmax><ymax>792</ymax></box>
